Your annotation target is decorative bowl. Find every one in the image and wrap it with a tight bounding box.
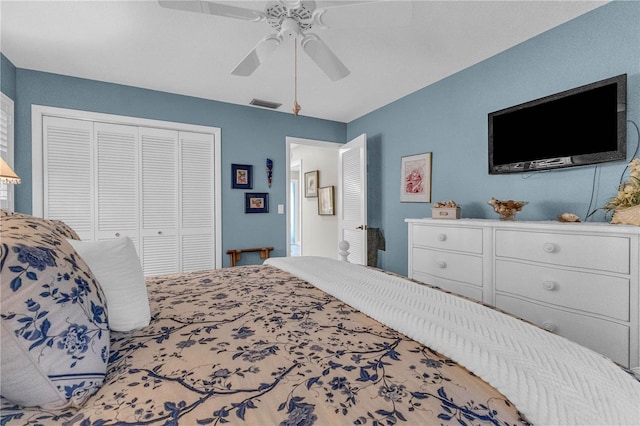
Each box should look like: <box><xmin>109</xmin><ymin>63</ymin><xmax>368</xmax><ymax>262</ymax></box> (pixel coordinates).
<box><xmin>488</xmin><ymin>198</ymin><xmax>528</xmax><ymax>221</ymax></box>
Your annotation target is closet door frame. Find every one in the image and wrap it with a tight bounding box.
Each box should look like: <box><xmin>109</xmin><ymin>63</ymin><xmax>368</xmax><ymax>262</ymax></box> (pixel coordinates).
<box><xmin>31</xmin><ymin>105</ymin><xmax>222</xmax><ymax>269</ymax></box>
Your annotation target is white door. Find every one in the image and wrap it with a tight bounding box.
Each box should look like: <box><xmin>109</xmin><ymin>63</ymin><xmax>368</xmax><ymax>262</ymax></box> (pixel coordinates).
<box><xmin>338</xmin><ymin>134</ymin><xmax>367</xmax><ymax>265</ymax></box>
<box><xmin>180</xmin><ymin>131</ymin><xmax>215</xmax><ymax>272</ymax></box>
<box><xmin>43</xmin><ymin>116</ymin><xmax>94</xmax><ymax>240</ymax></box>
<box><xmin>139</xmin><ymin>127</ymin><xmax>179</xmax><ymax>275</ymax></box>
<box><xmin>94</xmin><ymin>122</ymin><xmax>139</xmax><ymax>247</ymax></box>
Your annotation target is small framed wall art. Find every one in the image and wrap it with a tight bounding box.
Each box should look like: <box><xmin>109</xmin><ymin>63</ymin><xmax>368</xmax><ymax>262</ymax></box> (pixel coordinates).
<box><xmin>304</xmin><ymin>170</ymin><xmax>319</xmax><ymax>197</ymax></box>
<box><xmin>318</xmin><ymin>186</ymin><xmax>335</xmax><ymax>215</ymax></box>
<box><xmin>232</xmin><ymin>164</ymin><xmax>253</xmax><ymax>189</ymax></box>
<box><xmin>245</xmin><ymin>192</ymin><xmax>269</xmax><ymax>213</ymax></box>
<box><xmin>400</xmin><ymin>152</ymin><xmax>432</xmax><ymax>203</ymax></box>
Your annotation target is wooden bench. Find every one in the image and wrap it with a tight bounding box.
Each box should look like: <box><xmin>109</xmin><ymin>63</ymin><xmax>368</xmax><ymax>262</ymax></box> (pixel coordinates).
<box><xmin>226</xmin><ymin>247</ymin><xmax>274</xmax><ymax>267</ymax></box>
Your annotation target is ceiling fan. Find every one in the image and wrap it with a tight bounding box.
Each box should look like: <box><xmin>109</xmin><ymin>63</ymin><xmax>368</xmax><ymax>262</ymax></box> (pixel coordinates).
<box><xmin>158</xmin><ymin>1</ymin><xmax>412</xmax><ymax>82</ymax></box>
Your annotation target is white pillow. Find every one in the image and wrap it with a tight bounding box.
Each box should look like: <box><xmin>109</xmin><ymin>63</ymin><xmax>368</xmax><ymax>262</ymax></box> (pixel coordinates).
<box><xmin>68</xmin><ymin>237</ymin><xmax>151</xmax><ymax>332</ymax></box>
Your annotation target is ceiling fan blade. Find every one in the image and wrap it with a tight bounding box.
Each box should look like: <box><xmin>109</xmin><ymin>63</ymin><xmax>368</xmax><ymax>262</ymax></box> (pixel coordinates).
<box><xmin>281</xmin><ymin>0</ymin><xmax>303</xmax><ymax>9</ymax></box>
<box><xmin>312</xmin><ymin>1</ymin><xmax>412</xmax><ymax>29</ymax></box>
<box><xmin>231</xmin><ymin>35</ymin><xmax>282</xmax><ymax>77</ymax></box>
<box><xmin>158</xmin><ymin>1</ymin><xmax>265</xmax><ymax>22</ymax></box>
<box><xmin>300</xmin><ymin>33</ymin><xmax>350</xmax><ymax>81</ymax></box>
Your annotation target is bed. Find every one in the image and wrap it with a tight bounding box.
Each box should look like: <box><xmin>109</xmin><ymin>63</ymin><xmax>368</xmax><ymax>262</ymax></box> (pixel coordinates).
<box><xmin>1</xmin><ymin>211</ymin><xmax>639</xmax><ymax>425</ymax></box>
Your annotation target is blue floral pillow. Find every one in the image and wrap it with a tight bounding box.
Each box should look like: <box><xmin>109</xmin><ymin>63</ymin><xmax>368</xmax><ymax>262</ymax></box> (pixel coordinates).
<box><xmin>0</xmin><ymin>209</ymin><xmax>81</xmax><ymax>240</ymax></box>
<box><xmin>0</xmin><ymin>213</ymin><xmax>109</xmax><ymax>408</ymax></box>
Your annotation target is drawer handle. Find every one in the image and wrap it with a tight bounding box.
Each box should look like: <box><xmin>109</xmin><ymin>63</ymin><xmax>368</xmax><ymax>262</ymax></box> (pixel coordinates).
<box><xmin>436</xmin><ymin>260</ymin><xmax>447</xmax><ymax>268</ymax></box>
<box><xmin>437</xmin><ymin>233</ymin><xmax>447</xmax><ymax>241</ymax></box>
<box><xmin>542</xmin><ymin>281</ymin><xmax>557</xmax><ymax>291</ymax></box>
<box><xmin>158</xmin><ymin>231</ymin><xmax>163</xmax><ymax>235</ymax></box>
<box><xmin>541</xmin><ymin>321</ymin><xmax>557</xmax><ymax>333</ymax></box>
<box><xmin>115</xmin><ymin>232</ymin><xmax>120</xmax><ymax>237</ymax></box>
<box><xmin>542</xmin><ymin>243</ymin><xmax>558</xmax><ymax>253</ymax></box>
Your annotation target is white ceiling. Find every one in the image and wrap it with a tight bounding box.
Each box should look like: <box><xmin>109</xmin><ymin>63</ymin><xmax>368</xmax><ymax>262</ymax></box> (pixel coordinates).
<box><xmin>1</xmin><ymin>0</ymin><xmax>608</xmax><ymax>122</ymax></box>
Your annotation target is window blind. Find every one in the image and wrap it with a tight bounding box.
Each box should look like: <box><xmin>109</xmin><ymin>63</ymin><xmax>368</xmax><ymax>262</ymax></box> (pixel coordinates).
<box><xmin>0</xmin><ymin>94</ymin><xmax>15</xmax><ymax>210</ymax></box>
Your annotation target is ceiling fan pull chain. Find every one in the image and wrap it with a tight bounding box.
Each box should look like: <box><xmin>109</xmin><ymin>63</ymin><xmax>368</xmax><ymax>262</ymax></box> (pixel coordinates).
<box><xmin>293</xmin><ymin>39</ymin><xmax>302</xmax><ymax>116</ymax></box>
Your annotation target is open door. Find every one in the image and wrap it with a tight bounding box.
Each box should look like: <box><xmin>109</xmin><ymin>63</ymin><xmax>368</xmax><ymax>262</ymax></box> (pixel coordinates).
<box><xmin>286</xmin><ymin>137</ymin><xmax>343</xmax><ymax>258</ymax></box>
<box><xmin>338</xmin><ymin>134</ymin><xmax>367</xmax><ymax>264</ymax></box>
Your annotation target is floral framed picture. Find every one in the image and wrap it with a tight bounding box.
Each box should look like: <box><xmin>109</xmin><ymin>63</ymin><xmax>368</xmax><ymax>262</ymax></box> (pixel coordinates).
<box><xmin>304</xmin><ymin>170</ymin><xmax>319</xmax><ymax>198</ymax></box>
<box><xmin>232</xmin><ymin>164</ymin><xmax>253</xmax><ymax>189</ymax></box>
<box><xmin>318</xmin><ymin>186</ymin><xmax>335</xmax><ymax>215</ymax></box>
<box><xmin>400</xmin><ymin>152</ymin><xmax>432</xmax><ymax>203</ymax></box>
<box><xmin>245</xmin><ymin>192</ymin><xmax>269</xmax><ymax>213</ymax></box>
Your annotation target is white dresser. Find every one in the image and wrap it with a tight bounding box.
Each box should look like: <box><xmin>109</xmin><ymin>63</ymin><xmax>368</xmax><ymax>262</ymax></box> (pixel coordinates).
<box><xmin>406</xmin><ymin>218</ymin><xmax>640</xmax><ymax>371</ymax></box>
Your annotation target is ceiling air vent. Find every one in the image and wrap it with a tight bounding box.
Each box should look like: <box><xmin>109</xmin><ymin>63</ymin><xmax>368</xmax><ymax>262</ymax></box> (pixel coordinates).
<box><xmin>250</xmin><ymin>99</ymin><xmax>282</xmax><ymax>109</ymax></box>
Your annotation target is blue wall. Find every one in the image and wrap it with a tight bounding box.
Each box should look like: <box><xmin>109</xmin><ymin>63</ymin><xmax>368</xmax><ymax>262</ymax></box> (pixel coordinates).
<box><xmin>1</xmin><ymin>53</ymin><xmax>17</xmax><ymax>101</ymax></box>
<box><xmin>2</xmin><ymin>1</ymin><xmax>639</xmax><ymax>274</ymax></box>
<box><xmin>3</xmin><ymin>60</ymin><xmax>346</xmax><ymax>266</ymax></box>
<box><xmin>348</xmin><ymin>1</ymin><xmax>640</xmax><ymax>275</ymax></box>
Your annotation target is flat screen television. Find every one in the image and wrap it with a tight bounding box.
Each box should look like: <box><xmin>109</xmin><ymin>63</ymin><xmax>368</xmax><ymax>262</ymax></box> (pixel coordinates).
<box><xmin>488</xmin><ymin>74</ymin><xmax>627</xmax><ymax>174</ymax></box>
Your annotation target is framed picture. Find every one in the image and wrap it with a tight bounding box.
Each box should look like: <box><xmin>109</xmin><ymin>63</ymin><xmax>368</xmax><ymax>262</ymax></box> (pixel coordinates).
<box><xmin>245</xmin><ymin>192</ymin><xmax>269</xmax><ymax>213</ymax></box>
<box><xmin>232</xmin><ymin>164</ymin><xmax>253</xmax><ymax>189</ymax></box>
<box><xmin>318</xmin><ymin>186</ymin><xmax>335</xmax><ymax>215</ymax></box>
<box><xmin>304</xmin><ymin>170</ymin><xmax>319</xmax><ymax>197</ymax></box>
<box><xmin>400</xmin><ymin>152</ymin><xmax>432</xmax><ymax>202</ymax></box>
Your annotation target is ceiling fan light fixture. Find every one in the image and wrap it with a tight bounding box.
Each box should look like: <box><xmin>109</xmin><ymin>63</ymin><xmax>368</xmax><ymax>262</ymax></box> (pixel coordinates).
<box><xmin>279</xmin><ymin>17</ymin><xmax>300</xmax><ymax>39</ymax></box>
<box><xmin>161</xmin><ymin>0</ymin><xmax>352</xmax><ymax>81</ymax></box>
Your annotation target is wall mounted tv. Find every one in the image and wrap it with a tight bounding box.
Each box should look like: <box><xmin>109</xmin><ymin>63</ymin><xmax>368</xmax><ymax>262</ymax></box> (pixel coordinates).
<box><xmin>488</xmin><ymin>74</ymin><xmax>627</xmax><ymax>174</ymax></box>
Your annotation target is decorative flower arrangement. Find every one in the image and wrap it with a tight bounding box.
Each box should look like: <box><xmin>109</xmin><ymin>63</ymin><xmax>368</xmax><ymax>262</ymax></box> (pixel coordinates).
<box><xmin>433</xmin><ymin>200</ymin><xmax>459</xmax><ymax>208</ymax></box>
<box><xmin>605</xmin><ymin>158</ymin><xmax>640</xmax><ymax>212</ymax></box>
<box><xmin>604</xmin><ymin>158</ymin><xmax>640</xmax><ymax>225</ymax></box>
<box><xmin>488</xmin><ymin>198</ymin><xmax>528</xmax><ymax>221</ymax></box>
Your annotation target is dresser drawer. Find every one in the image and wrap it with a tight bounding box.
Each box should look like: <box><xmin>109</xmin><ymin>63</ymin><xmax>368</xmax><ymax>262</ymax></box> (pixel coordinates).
<box><xmin>495</xmin><ymin>260</ymin><xmax>629</xmax><ymax>321</ymax></box>
<box><xmin>412</xmin><ymin>247</ymin><xmax>483</xmax><ymax>286</ymax></box>
<box><xmin>412</xmin><ymin>224</ymin><xmax>483</xmax><ymax>254</ymax></box>
<box><xmin>413</xmin><ymin>272</ymin><xmax>483</xmax><ymax>302</ymax></box>
<box><xmin>495</xmin><ymin>229</ymin><xmax>630</xmax><ymax>273</ymax></box>
<box><xmin>495</xmin><ymin>294</ymin><xmax>629</xmax><ymax>367</ymax></box>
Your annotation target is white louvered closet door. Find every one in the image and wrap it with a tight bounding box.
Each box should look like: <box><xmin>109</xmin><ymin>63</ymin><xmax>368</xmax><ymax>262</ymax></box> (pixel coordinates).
<box><xmin>140</xmin><ymin>127</ymin><xmax>179</xmax><ymax>276</ymax></box>
<box><xmin>180</xmin><ymin>131</ymin><xmax>215</xmax><ymax>272</ymax></box>
<box><xmin>39</xmin><ymin>110</ymin><xmax>219</xmax><ymax>275</ymax></box>
<box><xmin>43</xmin><ymin>116</ymin><xmax>94</xmax><ymax>240</ymax></box>
<box><xmin>94</xmin><ymin>122</ymin><xmax>139</xmax><ymax>249</ymax></box>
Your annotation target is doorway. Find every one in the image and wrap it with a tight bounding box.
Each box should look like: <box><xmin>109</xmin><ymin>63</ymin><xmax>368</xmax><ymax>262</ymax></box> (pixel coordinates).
<box><xmin>290</xmin><ymin>159</ymin><xmax>301</xmax><ymax>256</ymax></box>
<box><xmin>286</xmin><ymin>137</ymin><xmax>341</xmax><ymax>258</ymax></box>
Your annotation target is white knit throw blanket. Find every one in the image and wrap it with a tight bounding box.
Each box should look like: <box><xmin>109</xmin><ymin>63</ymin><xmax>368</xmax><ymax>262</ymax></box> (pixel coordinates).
<box><xmin>265</xmin><ymin>256</ymin><xmax>640</xmax><ymax>425</ymax></box>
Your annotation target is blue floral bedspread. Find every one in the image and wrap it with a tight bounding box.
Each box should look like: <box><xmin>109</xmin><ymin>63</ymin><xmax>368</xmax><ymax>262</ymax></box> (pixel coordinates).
<box><xmin>1</xmin><ymin>265</ymin><xmax>528</xmax><ymax>425</ymax></box>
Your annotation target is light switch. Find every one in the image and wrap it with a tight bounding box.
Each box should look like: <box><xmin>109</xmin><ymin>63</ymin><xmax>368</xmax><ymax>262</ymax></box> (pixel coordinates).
<box><xmin>278</xmin><ymin>204</ymin><xmax>284</xmax><ymax>214</ymax></box>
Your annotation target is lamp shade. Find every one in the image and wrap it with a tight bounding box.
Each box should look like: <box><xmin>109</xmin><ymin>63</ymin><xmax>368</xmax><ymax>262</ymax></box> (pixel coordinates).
<box><xmin>0</xmin><ymin>157</ymin><xmax>21</xmax><ymax>184</ymax></box>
